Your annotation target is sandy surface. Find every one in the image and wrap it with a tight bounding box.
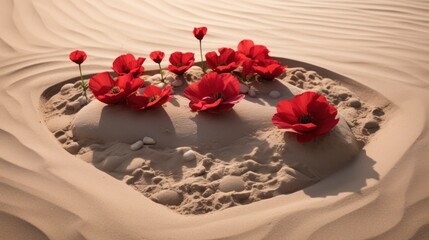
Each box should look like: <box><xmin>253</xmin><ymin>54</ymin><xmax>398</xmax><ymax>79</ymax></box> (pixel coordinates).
<box><xmin>1</xmin><ymin>0</ymin><xmax>429</xmax><ymax>239</ymax></box>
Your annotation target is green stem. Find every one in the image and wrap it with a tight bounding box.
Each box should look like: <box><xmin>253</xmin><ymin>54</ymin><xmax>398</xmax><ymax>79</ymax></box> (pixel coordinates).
<box><xmin>158</xmin><ymin>63</ymin><xmax>164</xmax><ymax>82</ymax></box>
<box><xmin>78</xmin><ymin>64</ymin><xmax>88</xmax><ymax>101</ymax></box>
<box><xmin>199</xmin><ymin>40</ymin><xmax>205</xmax><ymax>72</ymax></box>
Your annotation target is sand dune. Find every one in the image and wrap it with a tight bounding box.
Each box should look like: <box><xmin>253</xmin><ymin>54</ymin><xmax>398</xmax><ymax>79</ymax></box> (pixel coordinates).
<box><xmin>1</xmin><ymin>0</ymin><xmax>429</xmax><ymax>239</ymax></box>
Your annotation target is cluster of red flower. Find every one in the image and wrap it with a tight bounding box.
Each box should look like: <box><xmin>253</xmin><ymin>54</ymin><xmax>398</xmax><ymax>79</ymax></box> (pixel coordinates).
<box><xmin>69</xmin><ymin>26</ymin><xmax>339</xmax><ymax>142</ymax></box>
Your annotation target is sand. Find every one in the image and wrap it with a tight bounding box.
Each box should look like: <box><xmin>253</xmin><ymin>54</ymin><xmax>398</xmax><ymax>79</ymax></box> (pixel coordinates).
<box><xmin>1</xmin><ymin>0</ymin><xmax>429</xmax><ymax>239</ymax></box>
<box><xmin>42</xmin><ymin>65</ymin><xmax>383</xmax><ymax>214</ymax></box>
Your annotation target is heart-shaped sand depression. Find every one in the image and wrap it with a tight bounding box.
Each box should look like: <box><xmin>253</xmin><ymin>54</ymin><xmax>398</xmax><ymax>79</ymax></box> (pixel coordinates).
<box><xmin>40</xmin><ymin>58</ymin><xmax>389</xmax><ymax>214</ymax></box>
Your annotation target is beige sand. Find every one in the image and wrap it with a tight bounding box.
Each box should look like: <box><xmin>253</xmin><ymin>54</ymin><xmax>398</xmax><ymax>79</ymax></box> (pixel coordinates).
<box><xmin>42</xmin><ymin>66</ymin><xmax>380</xmax><ymax>214</ymax></box>
<box><xmin>1</xmin><ymin>0</ymin><xmax>429</xmax><ymax>239</ymax></box>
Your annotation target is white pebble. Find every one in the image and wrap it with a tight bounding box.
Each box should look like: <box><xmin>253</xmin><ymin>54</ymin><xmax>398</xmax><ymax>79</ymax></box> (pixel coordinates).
<box><xmin>248</xmin><ymin>87</ymin><xmax>257</xmax><ymax>97</ymax></box>
<box><xmin>239</xmin><ymin>83</ymin><xmax>250</xmax><ymax>94</ymax></box>
<box><xmin>66</xmin><ymin>101</ymin><xmax>81</xmax><ymax>111</ymax></box>
<box><xmin>143</xmin><ymin>136</ymin><xmax>156</xmax><ymax>145</ymax></box>
<box><xmin>60</xmin><ymin>83</ymin><xmax>74</xmax><ymax>95</ymax></box>
<box><xmin>130</xmin><ymin>140</ymin><xmax>143</xmax><ymax>151</ymax></box>
<box><xmin>77</xmin><ymin>96</ymin><xmax>87</xmax><ymax>106</ymax></box>
<box><xmin>171</xmin><ymin>79</ymin><xmax>183</xmax><ymax>87</ymax></box>
<box><xmin>156</xmin><ymin>82</ymin><xmax>165</xmax><ymax>89</ymax></box>
<box><xmin>183</xmin><ymin>150</ymin><xmax>196</xmax><ymax>162</ymax></box>
<box><xmin>269</xmin><ymin>90</ymin><xmax>281</xmax><ymax>99</ymax></box>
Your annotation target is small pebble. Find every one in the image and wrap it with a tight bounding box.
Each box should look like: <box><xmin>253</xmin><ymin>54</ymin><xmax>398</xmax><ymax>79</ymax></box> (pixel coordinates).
<box><xmin>156</xmin><ymin>82</ymin><xmax>165</xmax><ymax>89</ymax></box>
<box><xmin>248</xmin><ymin>87</ymin><xmax>257</xmax><ymax>97</ymax></box>
<box><xmin>232</xmin><ymin>191</ymin><xmax>251</xmax><ymax>201</ymax></box>
<box><xmin>150</xmin><ymin>190</ymin><xmax>183</xmax><ymax>206</ymax></box>
<box><xmin>239</xmin><ymin>83</ymin><xmax>250</xmax><ymax>94</ymax></box>
<box><xmin>60</xmin><ymin>83</ymin><xmax>74</xmax><ymax>95</ymax></box>
<box><xmin>219</xmin><ymin>176</ymin><xmax>245</xmax><ymax>192</ymax></box>
<box><xmin>372</xmin><ymin>108</ymin><xmax>385</xmax><ymax>116</ymax></box>
<box><xmin>143</xmin><ymin>170</ymin><xmax>155</xmax><ymax>178</ymax></box>
<box><xmin>171</xmin><ymin>79</ymin><xmax>183</xmax><ymax>87</ymax></box>
<box><xmin>65</xmin><ymin>142</ymin><xmax>80</xmax><ymax>154</ymax></box>
<box><xmin>66</xmin><ymin>101</ymin><xmax>81</xmax><ymax>111</ymax></box>
<box><xmin>364</xmin><ymin>119</ymin><xmax>380</xmax><ymax>129</ymax></box>
<box><xmin>143</xmin><ymin>136</ymin><xmax>156</xmax><ymax>145</ymax></box>
<box><xmin>152</xmin><ymin>176</ymin><xmax>164</xmax><ymax>184</ymax></box>
<box><xmin>202</xmin><ymin>189</ymin><xmax>214</xmax><ymax>198</ymax></box>
<box><xmin>57</xmin><ymin>135</ymin><xmax>67</xmax><ymax>143</ymax></box>
<box><xmin>130</xmin><ymin>140</ymin><xmax>143</xmax><ymax>151</ymax></box>
<box><xmin>347</xmin><ymin>98</ymin><xmax>361</xmax><ymax>108</ymax></box>
<box><xmin>188</xmin><ymin>66</ymin><xmax>203</xmax><ymax>72</ymax></box>
<box><xmin>269</xmin><ymin>90</ymin><xmax>281</xmax><ymax>99</ymax></box>
<box><xmin>294</xmin><ymin>71</ymin><xmax>305</xmax><ymax>80</ymax></box>
<box><xmin>207</xmin><ymin>168</ymin><xmax>224</xmax><ymax>181</ymax></box>
<box><xmin>77</xmin><ymin>96</ymin><xmax>87</xmax><ymax>106</ymax></box>
<box><xmin>183</xmin><ymin>150</ymin><xmax>196</xmax><ymax>162</ymax></box>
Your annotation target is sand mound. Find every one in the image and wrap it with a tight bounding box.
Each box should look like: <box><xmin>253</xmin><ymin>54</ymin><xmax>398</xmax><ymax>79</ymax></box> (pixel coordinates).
<box><xmin>41</xmin><ymin>65</ymin><xmax>385</xmax><ymax>214</ymax></box>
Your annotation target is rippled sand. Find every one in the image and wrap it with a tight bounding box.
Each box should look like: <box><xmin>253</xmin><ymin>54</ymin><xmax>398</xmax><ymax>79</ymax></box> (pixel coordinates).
<box><xmin>0</xmin><ymin>1</ymin><xmax>428</xmax><ymax>239</ymax></box>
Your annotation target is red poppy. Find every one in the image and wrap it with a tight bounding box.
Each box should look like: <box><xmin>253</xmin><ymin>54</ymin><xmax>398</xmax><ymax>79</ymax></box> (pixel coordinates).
<box><xmin>237</xmin><ymin>39</ymin><xmax>270</xmax><ymax>62</ymax></box>
<box><xmin>112</xmin><ymin>53</ymin><xmax>145</xmax><ymax>78</ymax></box>
<box><xmin>241</xmin><ymin>58</ymin><xmax>255</xmax><ymax>79</ymax></box>
<box><xmin>205</xmin><ymin>48</ymin><xmax>240</xmax><ymax>74</ymax></box>
<box><xmin>127</xmin><ymin>85</ymin><xmax>172</xmax><ymax>110</ymax></box>
<box><xmin>150</xmin><ymin>51</ymin><xmax>165</xmax><ymax>64</ymax></box>
<box><xmin>193</xmin><ymin>26</ymin><xmax>207</xmax><ymax>40</ymax></box>
<box><xmin>69</xmin><ymin>50</ymin><xmax>87</xmax><ymax>64</ymax></box>
<box><xmin>272</xmin><ymin>91</ymin><xmax>339</xmax><ymax>143</ymax></box>
<box><xmin>167</xmin><ymin>52</ymin><xmax>195</xmax><ymax>75</ymax></box>
<box><xmin>184</xmin><ymin>72</ymin><xmax>244</xmax><ymax>113</ymax></box>
<box><xmin>89</xmin><ymin>72</ymin><xmax>143</xmax><ymax>104</ymax></box>
<box><xmin>253</xmin><ymin>59</ymin><xmax>286</xmax><ymax>80</ymax></box>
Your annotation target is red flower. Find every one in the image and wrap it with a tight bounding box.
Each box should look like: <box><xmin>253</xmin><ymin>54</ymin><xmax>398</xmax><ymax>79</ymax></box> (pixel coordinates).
<box><xmin>253</xmin><ymin>59</ymin><xmax>286</xmax><ymax>80</ymax></box>
<box><xmin>112</xmin><ymin>53</ymin><xmax>145</xmax><ymax>78</ymax></box>
<box><xmin>127</xmin><ymin>85</ymin><xmax>172</xmax><ymax>110</ymax></box>
<box><xmin>150</xmin><ymin>51</ymin><xmax>165</xmax><ymax>64</ymax></box>
<box><xmin>237</xmin><ymin>39</ymin><xmax>270</xmax><ymax>62</ymax></box>
<box><xmin>272</xmin><ymin>91</ymin><xmax>339</xmax><ymax>143</ymax></box>
<box><xmin>184</xmin><ymin>72</ymin><xmax>244</xmax><ymax>113</ymax></box>
<box><xmin>193</xmin><ymin>26</ymin><xmax>207</xmax><ymax>40</ymax></box>
<box><xmin>69</xmin><ymin>50</ymin><xmax>87</xmax><ymax>64</ymax></box>
<box><xmin>205</xmin><ymin>48</ymin><xmax>240</xmax><ymax>74</ymax></box>
<box><xmin>89</xmin><ymin>72</ymin><xmax>143</xmax><ymax>104</ymax></box>
<box><xmin>167</xmin><ymin>52</ymin><xmax>195</xmax><ymax>75</ymax></box>
<box><xmin>241</xmin><ymin>58</ymin><xmax>255</xmax><ymax>78</ymax></box>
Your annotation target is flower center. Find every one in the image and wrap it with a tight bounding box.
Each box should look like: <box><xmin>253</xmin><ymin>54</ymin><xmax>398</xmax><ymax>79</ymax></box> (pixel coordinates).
<box><xmin>149</xmin><ymin>95</ymin><xmax>159</xmax><ymax>102</ymax></box>
<box><xmin>213</xmin><ymin>92</ymin><xmax>223</xmax><ymax>100</ymax></box>
<box><xmin>109</xmin><ymin>86</ymin><xmax>121</xmax><ymax>94</ymax></box>
<box><xmin>177</xmin><ymin>63</ymin><xmax>183</xmax><ymax>67</ymax></box>
<box><xmin>299</xmin><ymin>115</ymin><xmax>312</xmax><ymax>124</ymax></box>
<box><xmin>219</xmin><ymin>62</ymin><xmax>227</xmax><ymax>66</ymax></box>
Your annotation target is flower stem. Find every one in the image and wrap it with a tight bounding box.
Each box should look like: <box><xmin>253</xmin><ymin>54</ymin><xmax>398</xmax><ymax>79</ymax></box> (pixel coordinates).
<box><xmin>78</xmin><ymin>64</ymin><xmax>88</xmax><ymax>101</ymax></box>
<box><xmin>199</xmin><ymin>40</ymin><xmax>205</xmax><ymax>72</ymax></box>
<box><xmin>158</xmin><ymin>63</ymin><xmax>164</xmax><ymax>82</ymax></box>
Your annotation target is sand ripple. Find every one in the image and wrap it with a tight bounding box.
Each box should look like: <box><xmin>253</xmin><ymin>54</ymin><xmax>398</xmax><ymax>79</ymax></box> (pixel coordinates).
<box><xmin>1</xmin><ymin>0</ymin><xmax>429</xmax><ymax>239</ymax></box>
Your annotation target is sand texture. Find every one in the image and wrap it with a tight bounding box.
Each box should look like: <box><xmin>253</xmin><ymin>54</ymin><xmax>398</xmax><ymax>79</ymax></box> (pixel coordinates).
<box><xmin>41</xmin><ymin>66</ymin><xmax>384</xmax><ymax>215</ymax></box>
<box><xmin>1</xmin><ymin>0</ymin><xmax>429</xmax><ymax>239</ymax></box>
